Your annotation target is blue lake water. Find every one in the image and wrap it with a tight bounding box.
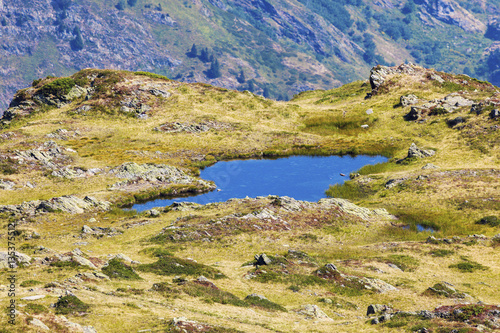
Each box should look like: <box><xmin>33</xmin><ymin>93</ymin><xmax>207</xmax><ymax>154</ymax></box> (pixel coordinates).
<box><xmin>132</xmin><ymin>155</ymin><xmax>388</xmax><ymax>212</ymax></box>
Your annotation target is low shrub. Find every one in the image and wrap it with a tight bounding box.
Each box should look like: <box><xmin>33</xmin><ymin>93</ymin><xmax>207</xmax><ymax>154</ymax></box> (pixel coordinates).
<box><xmin>39</xmin><ymin>77</ymin><xmax>76</xmax><ymax>98</ymax></box>
<box><xmin>138</xmin><ymin>256</ymin><xmax>226</xmax><ymax>279</ymax></box>
<box><xmin>477</xmin><ymin>216</ymin><xmax>500</xmax><ymax>227</ymax></box>
<box><xmin>102</xmin><ymin>258</ymin><xmax>142</xmax><ymax>280</ymax></box>
<box><xmin>55</xmin><ymin>295</ymin><xmax>89</xmax><ymax>315</ymax></box>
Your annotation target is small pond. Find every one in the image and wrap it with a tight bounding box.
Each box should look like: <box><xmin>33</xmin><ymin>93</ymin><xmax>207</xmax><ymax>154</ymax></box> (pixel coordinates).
<box><xmin>132</xmin><ymin>155</ymin><xmax>388</xmax><ymax>212</ymax></box>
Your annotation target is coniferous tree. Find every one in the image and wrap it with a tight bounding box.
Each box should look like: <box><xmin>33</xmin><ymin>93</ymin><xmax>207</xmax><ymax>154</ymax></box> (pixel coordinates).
<box><xmin>207</xmin><ymin>59</ymin><xmax>221</xmax><ymax>79</ymax></box>
<box><xmin>187</xmin><ymin>44</ymin><xmax>197</xmax><ymax>58</ymax></box>
<box><xmin>199</xmin><ymin>48</ymin><xmax>210</xmax><ymax>62</ymax></box>
<box><xmin>247</xmin><ymin>80</ymin><xmax>255</xmax><ymax>92</ymax></box>
<box><xmin>127</xmin><ymin>0</ymin><xmax>138</xmax><ymax>6</ymax></box>
<box><xmin>116</xmin><ymin>0</ymin><xmax>126</xmax><ymax>10</ymax></box>
<box><xmin>237</xmin><ymin>70</ymin><xmax>246</xmax><ymax>84</ymax></box>
<box><xmin>70</xmin><ymin>27</ymin><xmax>84</xmax><ymax>51</ymax></box>
<box><xmin>263</xmin><ymin>86</ymin><xmax>271</xmax><ymax>98</ymax></box>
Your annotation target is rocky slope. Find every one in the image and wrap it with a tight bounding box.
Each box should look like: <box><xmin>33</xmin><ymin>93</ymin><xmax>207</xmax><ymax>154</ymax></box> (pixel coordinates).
<box><xmin>1</xmin><ymin>0</ymin><xmax>500</xmax><ymax>109</ymax></box>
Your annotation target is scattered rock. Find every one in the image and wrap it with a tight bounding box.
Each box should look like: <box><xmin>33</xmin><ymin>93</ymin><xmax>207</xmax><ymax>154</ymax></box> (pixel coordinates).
<box><xmin>109</xmin><ymin>162</ymin><xmax>215</xmax><ymax>192</ymax></box>
<box><xmin>0</xmin><ymin>179</ymin><xmax>16</xmax><ymax>190</ymax></box>
<box><xmin>154</xmin><ymin>121</ymin><xmax>233</xmax><ymax>133</ymax></box>
<box><xmin>490</xmin><ymin>109</ymin><xmax>500</xmax><ymax>119</ymax></box>
<box><xmin>297</xmin><ymin>304</ymin><xmax>331</xmax><ymax>320</ymax></box>
<box><xmin>21</xmin><ymin>295</ymin><xmax>46</xmax><ymax>301</ymax></box>
<box><xmin>422</xmin><ymin>163</ymin><xmax>439</xmax><ymax>170</ymax></box>
<box><xmin>385</xmin><ymin>178</ymin><xmax>407</xmax><ymax>189</ymax></box>
<box><xmin>400</xmin><ymin>94</ymin><xmax>419</xmax><ymax>107</ymax></box>
<box><xmin>0</xmin><ymin>251</ymin><xmax>32</xmax><ymax>268</ymax></box>
<box><xmin>148</xmin><ymin>209</ymin><xmax>160</xmax><ymax>217</ymax></box>
<box><xmin>72</xmin><ymin>255</ymin><xmax>98</xmax><ymax>269</ymax></box>
<box><xmin>0</xmin><ymin>195</ymin><xmax>110</xmax><ymax>216</ymax></box>
<box><xmin>29</xmin><ymin>318</ymin><xmax>50</xmax><ymax>331</ymax></box>
<box><xmin>318</xmin><ymin>198</ymin><xmax>394</xmax><ymax>220</ymax></box>
<box><xmin>365</xmin><ymin>108</ymin><xmax>373</xmax><ymax>115</ymax></box>
<box><xmin>367</xmin><ymin>304</ymin><xmax>392</xmax><ymax>316</ymax></box>
<box><xmin>245</xmin><ymin>293</ymin><xmax>268</xmax><ymax>301</ymax></box>
<box><xmin>254</xmin><ymin>254</ymin><xmax>272</xmax><ymax>266</ymax></box>
<box><xmin>447</xmin><ymin>116</ymin><xmax>466</xmax><ymax>127</ymax></box>
<box><xmin>424</xmin><ymin>282</ymin><xmax>468</xmax><ymax>299</ymax></box>
<box><xmin>430</xmin><ymin>74</ymin><xmax>445</xmax><ymax>83</ymax></box>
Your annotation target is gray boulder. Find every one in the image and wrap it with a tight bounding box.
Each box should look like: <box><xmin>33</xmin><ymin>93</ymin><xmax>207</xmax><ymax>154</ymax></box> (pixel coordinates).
<box><xmin>298</xmin><ymin>304</ymin><xmax>331</xmax><ymax>319</ymax></box>
<box><xmin>400</xmin><ymin>94</ymin><xmax>419</xmax><ymax>107</ymax></box>
<box><xmin>367</xmin><ymin>304</ymin><xmax>392</xmax><ymax>316</ymax></box>
<box><xmin>254</xmin><ymin>254</ymin><xmax>272</xmax><ymax>266</ymax></box>
<box><xmin>407</xmin><ymin>143</ymin><xmax>435</xmax><ymax>159</ymax></box>
<box><xmin>490</xmin><ymin>109</ymin><xmax>500</xmax><ymax>119</ymax></box>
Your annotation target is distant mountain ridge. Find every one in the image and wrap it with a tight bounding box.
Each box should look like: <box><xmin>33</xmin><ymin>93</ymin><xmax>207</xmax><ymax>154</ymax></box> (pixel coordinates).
<box><xmin>1</xmin><ymin>0</ymin><xmax>500</xmax><ymax>109</ymax></box>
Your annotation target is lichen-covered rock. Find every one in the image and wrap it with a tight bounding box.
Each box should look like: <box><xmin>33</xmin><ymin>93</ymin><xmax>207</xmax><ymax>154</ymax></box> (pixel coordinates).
<box><xmin>400</xmin><ymin>94</ymin><xmax>419</xmax><ymax>107</ymax></box>
<box><xmin>407</xmin><ymin>143</ymin><xmax>435</xmax><ymax>159</ymax></box>
<box><xmin>297</xmin><ymin>304</ymin><xmax>331</xmax><ymax>320</ymax></box>
<box><xmin>318</xmin><ymin>198</ymin><xmax>394</xmax><ymax>220</ymax></box>
<box><xmin>0</xmin><ymin>251</ymin><xmax>32</xmax><ymax>269</ymax></box>
<box><xmin>0</xmin><ymin>195</ymin><xmax>110</xmax><ymax>216</ymax></box>
<box><xmin>109</xmin><ymin>162</ymin><xmax>215</xmax><ymax>191</ymax></box>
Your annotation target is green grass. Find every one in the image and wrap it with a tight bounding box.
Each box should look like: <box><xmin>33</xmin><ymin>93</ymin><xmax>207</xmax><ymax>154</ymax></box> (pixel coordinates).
<box><xmin>325</xmin><ymin>180</ymin><xmax>375</xmax><ymax>200</ymax></box>
<box><xmin>38</xmin><ymin>77</ymin><xmax>76</xmax><ymax>98</ymax></box>
<box><xmin>24</xmin><ymin>304</ymin><xmax>48</xmax><ymax>315</ymax></box>
<box><xmin>383</xmin><ymin>255</ymin><xmax>420</xmax><ymax>272</ymax></box>
<box><xmin>244</xmin><ymin>295</ymin><xmax>287</xmax><ymax>312</ymax></box>
<box><xmin>134</xmin><ymin>71</ymin><xmax>170</xmax><ymax>81</ymax></box>
<box><xmin>449</xmin><ymin>260</ymin><xmax>489</xmax><ymax>273</ymax></box>
<box><xmin>302</xmin><ymin>115</ymin><xmax>372</xmax><ymax>136</ymax></box>
<box><xmin>138</xmin><ymin>256</ymin><xmax>226</xmax><ymax>279</ymax></box>
<box><xmin>102</xmin><ymin>258</ymin><xmax>142</xmax><ymax>280</ymax></box>
<box><xmin>55</xmin><ymin>295</ymin><xmax>90</xmax><ymax>315</ymax></box>
<box><xmin>183</xmin><ymin>282</ymin><xmax>247</xmax><ymax>307</ymax></box>
<box><xmin>20</xmin><ymin>280</ymin><xmax>42</xmax><ymax>287</ymax></box>
<box><xmin>429</xmin><ymin>249</ymin><xmax>454</xmax><ymax>257</ymax></box>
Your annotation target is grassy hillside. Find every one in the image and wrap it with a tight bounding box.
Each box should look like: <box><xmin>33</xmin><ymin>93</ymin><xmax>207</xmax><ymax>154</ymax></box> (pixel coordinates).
<box><xmin>0</xmin><ymin>65</ymin><xmax>499</xmax><ymax>332</ymax></box>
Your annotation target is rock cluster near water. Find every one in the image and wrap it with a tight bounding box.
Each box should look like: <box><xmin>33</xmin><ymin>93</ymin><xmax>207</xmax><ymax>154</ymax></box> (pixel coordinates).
<box><xmin>109</xmin><ymin>162</ymin><xmax>215</xmax><ymax>192</ymax></box>
<box><xmin>0</xmin><ymin>195</ymin><xmax>110</xmax><ymax>216</ymax></box>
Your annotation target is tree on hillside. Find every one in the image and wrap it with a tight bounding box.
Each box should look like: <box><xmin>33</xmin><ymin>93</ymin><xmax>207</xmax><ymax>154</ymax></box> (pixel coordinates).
<box><xmin>199</xmin><ymin>48</ymin><xmax>211</xmax><ymax>62</ymax></box>
<box><xmin>401</xmin><ymin>0</ymin><xmax>416</xmax><ymax>14</ymax></box>
<box><xmin>187</xmin><ymin>44</ymin><xmax>198</xmax><ymax>58</ymax></box>
<box><xmin>207</xmin><ymin>59</ymin><xmax>221</xmax><ymax>79</ymax></box>
<box><xmin>70</xmin><ymin>27</ymin><xmax>84</xmax><ymax>51</ymax></box>
<box><xmin>116</xmin><ymin>1</ymin><xmax>126</xmax><ymax>10</ymax></box>
<box><xmin>237</xmin><ymin>70</ymin><xmax>246</xmax><ymax>84</ymax></box>
<box><xmin>52</xmin><ymin>0</ymin><xmax>72</xmax><ymax>11</ymax></box>
<box><xmin>127</xmin><ymin>0</ymin><xmax>138</xmax><ymax>6</ymax></box>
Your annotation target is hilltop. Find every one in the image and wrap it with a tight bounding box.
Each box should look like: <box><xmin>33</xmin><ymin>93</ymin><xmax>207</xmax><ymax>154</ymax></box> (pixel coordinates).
<box><xmin>2</xmin><ymin>0</ymin><xmax>500</xmax><ymax>108</ymax></box>
<box><xmin>0</xmin><ymin>65</ymin><xmax>499</xmax><ymax>332</ymax></box>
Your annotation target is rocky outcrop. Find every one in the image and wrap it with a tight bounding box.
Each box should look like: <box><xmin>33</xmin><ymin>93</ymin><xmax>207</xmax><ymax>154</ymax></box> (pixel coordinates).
<box><xmin>109</xmin><ymin>162</ymin><xmax>215</xmax><ymax>191</ymax></box>
<box><xmin>318</xmin><ymin>198</ymin><xmax>394</xmax><ymax>221</ymax></box>
<box><xmin>0</xmin><ymin>195</ymin><xmax>110</xmax><ymax>216</ymax></box>
<box><xmin>315</xmin><ymin>264</ymin><xmax>397</xmax><ymax>293</ymax></box>
<box><xmin>400</xmin><ymin>94</ymin><xmax>419</xmax><ymax>107</ymax></box>
<box><xmin>368</xmin><ymin>63</ymin><xmax>418</xmax><ymax>96</ymax></box>
<box><xmin>297</xmin><ymin>304</ymin><xmax>331</xmax><ymax>320</ymax></box>
<box><xmin>405</xmin><ymin>93</ymin><xmax>474</xmax><ymax>121</ymax></box>
<box><xmin>0</xmin><ymin>251</ymin><xmax>31</xmax><ymax>268</ymax></box>
<box><xmin>407</xmin><ymin>143</ymin><xmax>435</xmax><ymax>159</ymax></box>
<box><xmin>417</xmin><ymin>0</ymin><xmax>486</xmax><ymax>33</ymax></box>
<box><xmin>154</xmin><ymin>121</ymin><xmax>233</xmax><ymax>133</ymax></box>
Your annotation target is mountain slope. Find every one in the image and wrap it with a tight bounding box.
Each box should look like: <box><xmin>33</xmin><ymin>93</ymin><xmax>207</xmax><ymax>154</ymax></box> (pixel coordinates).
<box><xmin>1</xmin><ymin>0</ymin><xmax>500</xmax><ymax>110</ymax></box>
